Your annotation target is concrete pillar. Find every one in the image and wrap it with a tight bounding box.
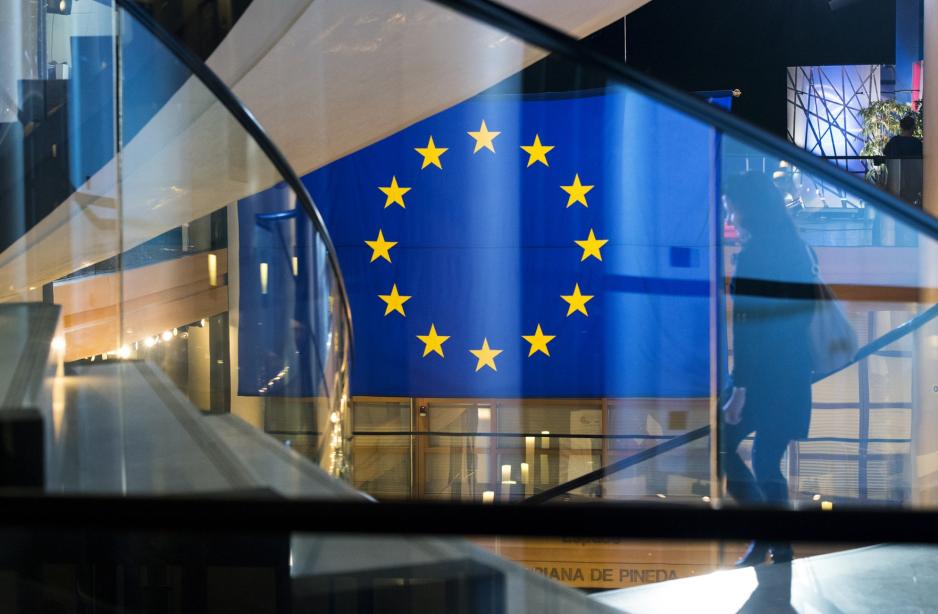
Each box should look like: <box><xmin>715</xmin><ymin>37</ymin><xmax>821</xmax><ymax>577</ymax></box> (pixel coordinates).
<box><xmin>913</xmin><ymin>0</ymin><xmax>938</xmax><ymax>504</ymax></box>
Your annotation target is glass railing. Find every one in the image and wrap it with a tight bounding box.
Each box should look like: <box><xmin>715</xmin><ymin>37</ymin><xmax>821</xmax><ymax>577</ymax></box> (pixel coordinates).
<box><xmin>0</xmin><ymin>0</ymin><xmax>936</xmax><ymax>607</ymax></box>
<box><xmin>249</xmin><ymin>0</ymin><xmax>937</xmax><ymax>516</ymax></box>
<box><xmin>2</xmin><ymin>0</ymin><xmax>933</xmax><ymax>514</ymax></box>
<box><xmin>0</xmin><ymin>0</ymin><xmax>351</xmax><ymax>488</ymax></box>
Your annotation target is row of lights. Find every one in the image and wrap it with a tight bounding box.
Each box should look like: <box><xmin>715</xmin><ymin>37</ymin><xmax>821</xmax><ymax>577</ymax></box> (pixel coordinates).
<box><xmin>258</xmin><ymin>365</ymin><xmax>290</xmax><ymax>394</ymax></box>
<box><xmin>84</xmin><ymin>319</ymin><xmax>206</xmax><ymax>362</ymax></box>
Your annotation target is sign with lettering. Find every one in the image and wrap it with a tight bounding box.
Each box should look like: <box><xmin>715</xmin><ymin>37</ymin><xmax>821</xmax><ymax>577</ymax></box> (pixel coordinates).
<box><xmin>476</xmin><ymin>537</ymin><xmax>722</xmax><ymax>589</ymax></box>
<box><xmin>529</xmin><ymin>563</ymin><xmax>680</xmax><ymax>588</ymax></box>
<box><xmin>474</xmin><ymin>537</ymin><xmax>838</xmax><ymax>589</ymax></box>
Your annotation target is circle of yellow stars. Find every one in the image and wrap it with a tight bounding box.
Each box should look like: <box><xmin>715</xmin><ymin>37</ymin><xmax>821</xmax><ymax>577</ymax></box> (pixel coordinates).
<box><xmin>365</xmin><ymin>122</ymin><xmax>607</xmax><ymax>372</ymax></box>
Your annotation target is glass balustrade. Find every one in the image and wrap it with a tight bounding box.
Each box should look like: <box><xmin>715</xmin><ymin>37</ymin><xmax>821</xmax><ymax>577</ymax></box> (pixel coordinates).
<box><xmin>0</xmin><ymin>0</ymin><xmax>351</xmax><ymax>492</ymax></box>
<box><xmin>1</xmin><ymin>0</ymin><xmax>935</xmax><ymax>513</ymax></box>
<box><xmin>0</xmin><ymin>0</ymin><xmax>935</xmax><ymax>607</ymax></box>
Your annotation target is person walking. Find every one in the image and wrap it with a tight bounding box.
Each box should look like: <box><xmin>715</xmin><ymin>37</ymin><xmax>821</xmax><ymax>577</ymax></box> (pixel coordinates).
<box><xmin>721</xmin><ymin>172</ymin><xmax>815</xmax><ymax>567</ymax></box>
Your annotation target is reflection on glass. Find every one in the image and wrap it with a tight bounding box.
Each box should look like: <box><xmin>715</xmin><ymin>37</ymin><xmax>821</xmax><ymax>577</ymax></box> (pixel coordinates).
<box><xmin>719</xmin><ymin>133</ymin><xmax>937</xmax><ymax>520</ymax></box>
<box><xmin>0</xmin><ymin>0</ymin><xmax>352</xmax><ymax>494</ymax></box>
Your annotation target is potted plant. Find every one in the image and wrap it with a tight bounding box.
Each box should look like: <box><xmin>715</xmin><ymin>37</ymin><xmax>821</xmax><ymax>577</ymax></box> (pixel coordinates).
<box><xmin>859</xmin><ymin>99</ymin><xmax>924</xmax><ymax>183</ymax></box>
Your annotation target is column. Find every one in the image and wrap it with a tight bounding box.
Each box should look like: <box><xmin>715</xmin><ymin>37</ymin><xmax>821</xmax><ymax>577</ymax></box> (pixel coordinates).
<box><xmin>913</xmin><ymin>0</ymin><xmax>938</xmax><ymax>504</ymax></box>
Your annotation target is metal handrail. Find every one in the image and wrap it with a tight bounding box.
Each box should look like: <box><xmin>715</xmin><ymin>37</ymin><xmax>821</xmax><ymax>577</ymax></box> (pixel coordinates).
<box><xmin>115</xmin><ymin>0</ymin><xmax>354</xmax><ymax>359</ymax></box>
<box><xmin>525</xmin><ymin>303</ymin><xmax>938</xmax><ymax>504</ymax></box>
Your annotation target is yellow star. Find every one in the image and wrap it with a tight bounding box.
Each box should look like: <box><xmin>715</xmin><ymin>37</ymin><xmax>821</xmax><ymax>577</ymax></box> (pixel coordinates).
<box><xmin>561</xmin><ymin>283</ymin><xmax>594</xmax><ymax>317</ymax></box>
<box><xmin>561</xmin><ymin>174</ymin><xmax>594</xmax><ymax>207</ymax></box>
<box><xmin>415</xmin><ymin>136</ymin><xmax>448</xmax><ymax>169</ymax></box>
<box><xmin>470</xmin><ymin>338</ymin><xmax>503</xmax><ymax>372</ymax></box>
<box><xmin>417</xmin><ymin>324</ymin><xmax>450</xmax><ymax>357</ymax></box>
<box><xmin>575</xmin><ymin>229</ymin><xmax>608</xmax><ymax>262</ymax></box>
<box><xmin>378</xmin><ymin>283</ymin><xmax>411</xmax><ymax>317</ymax></box>
<box><xmin>520</xmin><ymin>134</ymin><xmax>554</xmax><ymax>167</ymax></box>
<box><xmin>379</xmin><ymin>176</ymin><xmax>411</xmax><ymax>209</ymax></box>
<box><xmin>365</xmin><ymin>229</ymin><xmax>397</xmax><ymax>263</ymax></box>
<box><xmin>468</xmin><ymin>120</ymin><xmax>501</xmax><ymax>154</ymax></box>
<box><xmin>522</xmin><ymin>324</ymin><xmax>556</xmax><ymax>357</ymax></box>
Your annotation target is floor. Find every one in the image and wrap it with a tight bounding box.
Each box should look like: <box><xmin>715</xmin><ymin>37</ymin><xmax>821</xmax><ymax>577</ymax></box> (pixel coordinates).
<box><xmin>592</xmin><ymin>544</ymin><xmax>938</xmax><ymax>613</ymax></box>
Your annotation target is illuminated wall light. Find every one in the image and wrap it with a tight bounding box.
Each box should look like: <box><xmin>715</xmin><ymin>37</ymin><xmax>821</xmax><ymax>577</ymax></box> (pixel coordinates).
<box><xmin>207</xmin><ymin>253</ymin><xmax>218</xmax><ymax>287</ymax></box>
<box><xmin>51</xmin><ymin>336</ymin><xmax>66</xmax><ymax>353</ymax></box>
<box><xmin>52</xmin><ymin>373</ymin><xmax>66</xmax><ymax>437</ymax></box>
<box><xmin>260</xmin><ymin>262</ymin><xmax>269</xmax><ymax>295</ymax></box>
<box><xmin>173</xmin><ymin>328</ymin><xmax>178</xmax><ymax>336</ymax></box>
<box><xmin>292</xmin><ymin>256</ymin><xmax>299</xmax><ymax>277</ymax></box>
<box><xmin>200</xmin><ymin>319</ymin><xmax>207</xmax><ymax>328</ymax></box>
<box><xmin>812</xmin><ymin>494</ymin><xmax>822</xmax><ymax>501</ymax></box>
<box><xmin>161</xmin><ymin>331</ymin><xmax>172</xmax><ymax>342</ymax></box>
<box><xmin>482</xmin><ymin>491</ymin><xmax>495</xmax><ymax>504</ymax></box>
<box><xmin>144</xmin><ymin>337</ymin><xmax>156</xmax><ymax>348</ymax></box>
<box><xmin>118</xmin><ymin>345</ymin><xmax>131</xmax><ymax>359</ymax></box>
<box><xmin>821</xmin><ymin>501</ymin><xmax>833</xmax><ymax>511</ymax></box>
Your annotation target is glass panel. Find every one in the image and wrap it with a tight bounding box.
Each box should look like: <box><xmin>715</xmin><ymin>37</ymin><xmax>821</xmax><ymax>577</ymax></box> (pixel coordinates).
<box><xmin>111</xmin><ymin>5</ymin><xmax>351</xmax><ymax>485</ymax></box>
<box><xmin>0</xmin><ymin>0</ymin><xmax>120</xmax><ymax>344</ymax></box>
<box><xmin>581</xmin><ymin>437</ymin><xmax>711</xmax><ymax>504</ymax></box>
<box><xmin>350</xmin><ymin>398</ymin><xmax>412</xmax><ymax>498</ymax></box>
<box><xmin>2</xmin><ymin>0</ymin><xmax>351</xmax><ymax>496</ymax></box>
<box><xmin>2</xmin><ymin>0</ymin><xmax>935</xmax><ymax>523</ymax></box>
<box><xmin>718</xmin><ymin>135</ymin><xmax>937</xmax><ymax>509</ymax></box>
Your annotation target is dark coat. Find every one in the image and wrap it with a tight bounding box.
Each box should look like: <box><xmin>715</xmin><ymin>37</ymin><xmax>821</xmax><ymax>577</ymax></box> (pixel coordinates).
<box><xmin>730</xmin><ymin>236</ymin><xmax>814</xmax><ymax>441</ymax></box>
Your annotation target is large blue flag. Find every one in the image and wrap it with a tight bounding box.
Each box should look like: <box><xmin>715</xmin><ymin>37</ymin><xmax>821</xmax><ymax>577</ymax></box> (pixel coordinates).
<box><xmin>238</xmin><ymin>87</ymin><xmax>718</xmax><ymax>398</ymax></box>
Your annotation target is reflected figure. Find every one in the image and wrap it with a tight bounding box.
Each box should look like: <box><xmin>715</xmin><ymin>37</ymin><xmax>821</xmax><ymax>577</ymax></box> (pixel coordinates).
<box><xmin>722</xmin><ymin>173</ymin><xmax>815</xmax><ymax>566</ymax></box>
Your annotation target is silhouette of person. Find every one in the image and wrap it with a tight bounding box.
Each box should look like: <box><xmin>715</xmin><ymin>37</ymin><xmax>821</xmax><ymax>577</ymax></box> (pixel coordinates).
<box><xmin>722</xmin><ymin>172</ymin><xmax>815</xmax><ymax>567</ymax></box>
<box><xmin>883</xmin><ymin>114</ymin><xmax>922</xmax><ymax>160</ymax></box>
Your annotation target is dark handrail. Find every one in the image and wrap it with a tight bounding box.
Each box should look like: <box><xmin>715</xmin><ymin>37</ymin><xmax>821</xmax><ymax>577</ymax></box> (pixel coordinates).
<box><xmin>523</xmin><ymin>426</ymin><xmax>710</xmax><ymax>504</ymax></box>
<box><xmin>526</xmin><ymin>303</ymin><xmax>938</xmax><ymax>504</ymax></box>
<box><xmin>432</xmin><ymin>0</ymin><xmax>938</xmax><ymax>239</ymax></box>
<box><xmin>1</xmin><ymin>494</ymin><xmax>937</xmax><ymax>544</ymax></box>
<box><xmin>115</xmin><ymin>0</ymin><xmax>354</xmax><ymax>358</ymax></box>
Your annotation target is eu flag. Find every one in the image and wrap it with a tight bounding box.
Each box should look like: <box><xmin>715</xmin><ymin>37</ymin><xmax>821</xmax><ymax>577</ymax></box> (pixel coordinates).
<box><xmin>238</xmin><ymin>87</ymin><xmax>718</xmax><ymax>399</ymax></box>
